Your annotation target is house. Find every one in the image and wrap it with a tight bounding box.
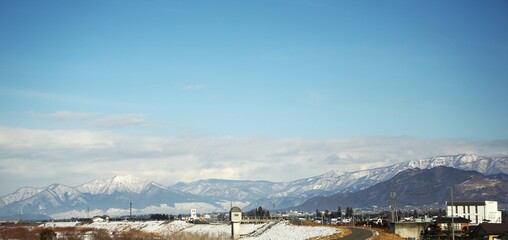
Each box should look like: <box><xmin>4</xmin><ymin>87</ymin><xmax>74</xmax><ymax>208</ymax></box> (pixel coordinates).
<box><xmin>92</xmin><ymin>215</ymin><xmax>110</xmax><ymax>223</ymax></box>
<box><xmin>418</xmin><ymin>217</ymin><xmax>471</xmax><ymax>239</ymax></box>
<box><xmin>471</xmin><ymin>223</ymin><xmax>508</xmax><ymax>240</ymax></box>
<box><xmin>435</xmin><ymin>217</ymin><xmax>471</xmax><ymax>232</ymax></box>
<box><xmin>435</xmin><ymin>217</ymin><xmax>471</xmax><ymax>233</ymax></box>
<box><xmin>92</xmin><ymin>216</ymin><xmax>105</xmax><ymax>222</ymax></box>
<box><xmin>446</xmin><ymin>201</ymin><xmax>502</xmax><ymax>225</ymax></box>
<box><xmin>499</xmin><ymin>232</ymin><xmax>508</xmax><ymax>240</ymax></box>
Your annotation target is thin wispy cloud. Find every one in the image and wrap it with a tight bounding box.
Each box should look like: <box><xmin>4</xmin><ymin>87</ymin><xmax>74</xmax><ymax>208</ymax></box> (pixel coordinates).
<box><xmin>89</xmin><ymin>114</ymin><xmax>148</xmax><ymax>129</ymax></box>
<box><xmin>26</xmin><ymin>111</ymin><xmax>149</xmax><ymax>130</ymax></box>
<box><xmin>183</xmin><ymin>84</ymin><xmax>207</xmax><ymax>90</ymax></box>
<box><xmin>50</xmin><ymin>111</ymin><xmax>99</xmax><ymax>121</ymax></box>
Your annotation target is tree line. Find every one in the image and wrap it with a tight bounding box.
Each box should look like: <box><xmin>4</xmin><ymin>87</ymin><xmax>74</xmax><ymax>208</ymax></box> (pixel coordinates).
<box><xmin>315</xmin><ymin>206</ymin><xmax>354</xmax><ymax>219</ymax></box>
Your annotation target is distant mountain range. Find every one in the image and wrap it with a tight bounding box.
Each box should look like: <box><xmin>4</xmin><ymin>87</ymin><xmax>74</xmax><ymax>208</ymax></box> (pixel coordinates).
<box><xmin>0</xmin><ymin>154</ymin><xmax>507</xmax><ymax>220</ymax></box>
<box><xmin>295</xmin><ymin>166</ymin><xmax>508</xmax><ymax>211</ymax></box>
<box><xmin>170</xmin><ymin>154</ymin><xmax>508</xmax><ymax>209</ymax></box>
<box><xmin>0</xmin><ymin>176</ymin><xmax>223</xmax><ymax>220</ymax></box>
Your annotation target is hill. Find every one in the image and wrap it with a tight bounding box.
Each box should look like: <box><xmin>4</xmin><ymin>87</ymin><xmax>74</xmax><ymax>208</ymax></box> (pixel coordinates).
<box><xmin>295</xmin><ymin>166</ymin><xmax>508</xmax><ymax>211</ymax></box>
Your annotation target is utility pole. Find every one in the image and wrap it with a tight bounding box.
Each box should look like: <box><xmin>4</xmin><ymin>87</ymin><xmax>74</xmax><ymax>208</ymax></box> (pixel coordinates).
<box><xmin>390</xmin><ymin>192</ymin><xmax>398</xmax><ymax>222</ymax></box>
<box><xmin>450</xmin><ymin>187</ymin><xmax>455</xmax><ymax>240</ymax></box>
<box><xmin>130</xmin><ymin>201</ymin><xmax>133</xmax><ymax>221</ymax></box>
<box><xmin>272</xmin><ymin>202</ymin><xmax>275</xmax><ymax>220</ymax></box>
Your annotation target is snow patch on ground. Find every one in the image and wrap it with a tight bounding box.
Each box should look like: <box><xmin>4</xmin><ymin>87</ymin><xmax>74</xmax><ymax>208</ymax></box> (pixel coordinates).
<box><xmin>41</xmin><ymin>221</ymin><xmax>81</xmax><ymax>228</ymax></box>
<box><xmin>242</xmin><ymin>221</ymin><xmax>338</xmax><ymax>240</ymax></box>
<box><xmin>180</xmin><ymin>222</ymin><xmax>265</xmax><ymax>236</ymax></box>
<box><xmin>39</xmin><ymin>220</ymin><xmax>339</xmax><ymax>239</ymax></box>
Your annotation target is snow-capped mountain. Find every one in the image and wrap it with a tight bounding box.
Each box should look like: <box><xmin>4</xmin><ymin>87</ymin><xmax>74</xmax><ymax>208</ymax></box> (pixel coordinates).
<box><xmin>0</xmin><ymin>184</ymin><xmax>87</xmax><ymax>217</ymax></box>
<box><xmin>296</xmin><ymin>166</ymin><xmax>508</xmax><ymax>210</ymax></box>
<box><xmin>76</xmin><ymin>175</ymin><xmax>152</xmax><ymax>195</ymax></box>
<box><xmin>170</xmin><ymin>179</ymin><xmax>278</xmax><ymax>201</ymax></box>
<box><xmin>170</xmin><ymin>154</ymin><xmax>508</xmax><ymax>209</ymax></box>
<box><xmin>272</xmin><ymin>154</ymin><xmax>508</xmax><ymax>196</ymax></box>
<box><xmin>0</xmin><ymin>187</ymin><xmax>44</xmax><ymax>207</ymax></box>
<box><xmin>1</xmin><ymin>154</ymin><xmax>507</xmax><ymax>219</ymax></box>
<box><xmin>0</xmin><ymin>175</ymin><xmax>221</xmax><ymax>220</ymax></box>
<box><xmin>391</xmin><ymin>154</ymin><xmax>508</xmax><ymax>176</ymax></box>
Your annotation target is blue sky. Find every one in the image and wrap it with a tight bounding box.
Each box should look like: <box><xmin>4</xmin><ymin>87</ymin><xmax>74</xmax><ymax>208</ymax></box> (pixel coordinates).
<box><xmin>0</xmin><ymin>1</ymin><xmax>507</xmax><ymax>195</ymax></box>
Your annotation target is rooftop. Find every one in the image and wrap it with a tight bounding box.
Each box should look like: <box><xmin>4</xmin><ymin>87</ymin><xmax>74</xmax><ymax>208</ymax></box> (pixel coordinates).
<box><xmin>475</xmin><ymin>223</ymin><xmax>508</xmax><ymax>235</ymax></box>
<box><xmin>446</xmin><ymin>201</ymin><xmax>486</xmax><ymax>206</ymax></box>
<box><xmin>435</xmin><ymin>217</ymin><xmax>471</xmax><ymax>224</ymax></box>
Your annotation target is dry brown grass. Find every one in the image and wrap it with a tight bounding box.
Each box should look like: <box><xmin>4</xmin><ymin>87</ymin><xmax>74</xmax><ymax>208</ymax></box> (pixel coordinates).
<box><xmin>306</xmin><ymin>226</ymin><xmax>352</xmax><ymax>240</ymax></box>
<box><xmin>113</xmin><ymin>229</ymin><xmax>161</xmax><ymax>240</ymax></box>
<box><xmin>165</xmin><ymin>231</ymin><xmax>229</xmax><ymax>240</ymax></box>
<box><xmin>299</xmin><ymin>220</ymin><xmax>321</xmax><ymax>226</ymax></box>
<box><xmin>0</xmin><ymin>226</ymin><xmax>38</xmax><ymax>240</ymax></box>
<box><xmin>370</xmin><ymin>227</ymin><xmax>405</xmax><ymax>240</ymax></box>
<box><xmin>1</xmin><ymin>226</ymin><xmax>167</xmax><ymax>240</ymax></box>
<box><xmin>309</xmin><ymin>225</ymin><xmax>403</xmax><ymax>240</ymax></box>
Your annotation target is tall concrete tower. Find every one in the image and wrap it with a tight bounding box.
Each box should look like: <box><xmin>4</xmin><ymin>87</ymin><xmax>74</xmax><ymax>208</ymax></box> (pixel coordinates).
<box><xmin>230</xmin><ymin>207</ymin><xmax>242</xmax><ymax>240</ymax></box>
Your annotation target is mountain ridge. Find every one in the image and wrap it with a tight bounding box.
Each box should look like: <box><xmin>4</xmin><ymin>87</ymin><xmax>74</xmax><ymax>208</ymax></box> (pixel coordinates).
<box><xmin>294</xmin><ymin>166</ymin><xmax>508</xmax><ymax>211</ymax></box>
<box><xmin>0</xmin><ymin>175</ymin><xmax>221</xmax><ymax>220</ymax></box>
<box><xmin>1</xmin><ymin>154</ymin><xmax>507</xmax><ymax>219</ymax></box>
<box><xmin>170</xmin><ymin>154</ymin><xmax>508</xmax><ymax>209</ymax></box>
<box><xmin>76</xmin><ymin>175</ymin><xmax>154</xmax><ymax>195</ymax></box>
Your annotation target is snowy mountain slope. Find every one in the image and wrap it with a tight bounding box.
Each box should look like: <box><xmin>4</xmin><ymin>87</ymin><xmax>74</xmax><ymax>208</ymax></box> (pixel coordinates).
<box><xmin>76</xmin><ymin>175</ymin><xmax>151</xmax><ymax>195</ymax></box>
<box><xmin>0</xmin><ymin>184</ymin><xmax>87</xmax><ymax>216</ymax></box>
<box><xmin>170</xmin><ymin>179</ymin><xmax>279</xmax><ymax>201</ymax></box>
<box><xmin>1</xmin><ymin>154</ymin><xmax>507</xmax><ymax>219</ymax></box>
<box><xmin>296</xmin><ymin>167</ymin><xmax>508</xmax><ymax>210</ymax></box>
<box><xmin>393</xmin><ymin>154</ymin><xmax>508</xmax><ymax>175</ymax></box>
<box><xmin>0</xmin><ymin>176</ymin><xmax>219</xmax><ymax>219</ymax></box>
<box><xmin>172</xmin><ymin>154</ymin><xmax>508</xmax><ymax>209</ymax></box>
<box><xmin>0</xmin><ymin>187</ymin><xmax>44</xmax><ymax>207</ymax></box>
<box><xmin>271</xmin><ymin>154</ymin><xmax>508</xmax><ymax>197</ymax></box>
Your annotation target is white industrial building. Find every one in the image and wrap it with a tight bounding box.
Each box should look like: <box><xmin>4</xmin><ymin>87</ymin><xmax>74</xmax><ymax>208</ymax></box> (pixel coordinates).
<box><xmin>446</xmin><ymin>201</ymin><xmax>502</xmax><ymax>225</ymax></box>
<box><xmin>190</xmin><ymin>208</ymin><xmax>197</xmax><ymax>220</ymax></box>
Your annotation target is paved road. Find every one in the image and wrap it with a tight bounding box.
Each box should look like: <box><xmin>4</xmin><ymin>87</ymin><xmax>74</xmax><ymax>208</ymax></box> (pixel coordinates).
<box><xmin>337</xmin><ymin>228</ymin><xmax>373</xmax><ymax>240</ymax></box>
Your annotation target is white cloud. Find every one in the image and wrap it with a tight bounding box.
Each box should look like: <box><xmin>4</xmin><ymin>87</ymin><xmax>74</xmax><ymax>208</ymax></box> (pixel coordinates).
<box><xmin>50</xmin><ymin>111</ymin><xmax>98</xmax><ymax>121</ymax></box>
<box><xmin>183</xmin><ymin>84</ymin><xmax>206</xmax><ymax>90</ymax></box>
<box><xmin>89</xmin><ymin>114</ymin><xmax>148</xmax><ymax>129</ymax></box>
<box><xmin>0</xmin><ymin>126</ymin><xmax>506</xmax><ymax>196</ymax></box>
<box><xmin>27</xmin><ymin>111</ymin><xmax>149</xmax><ymax>130</ymax></box>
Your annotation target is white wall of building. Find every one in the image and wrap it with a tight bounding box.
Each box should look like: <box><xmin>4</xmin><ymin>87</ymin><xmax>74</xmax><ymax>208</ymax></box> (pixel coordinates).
<box><xmin>446</xmin><ymin>201</ymin><xmax>501</xmax><ymax>225</ymax></box>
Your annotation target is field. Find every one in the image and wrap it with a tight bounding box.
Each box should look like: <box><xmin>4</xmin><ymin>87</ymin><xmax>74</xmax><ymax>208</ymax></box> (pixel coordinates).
<box><xmin>1</xmin><ymin>220</ymin><xmax>341</xmax><ymax>240</ymax></box>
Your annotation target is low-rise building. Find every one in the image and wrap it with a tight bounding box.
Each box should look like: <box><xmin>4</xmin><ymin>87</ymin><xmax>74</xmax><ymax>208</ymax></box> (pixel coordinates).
<box><xmin>446</xmin><ymin>201</ymin><xmax>502</xmax><ymax>225</ymax></box>
<box><xmin>393</xmin><ymin>221</ymin><xmax>430</xmax><ymax>239</ymax></box>
<box><xmin>435</xmin><ymin>217</ymin><xmax>471</xmax><ymax>232</ymax></box>
<box><xmin>471</xmin><ymin>223</ymin><xmax>508</xmax><ymax>240</ymax></box>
